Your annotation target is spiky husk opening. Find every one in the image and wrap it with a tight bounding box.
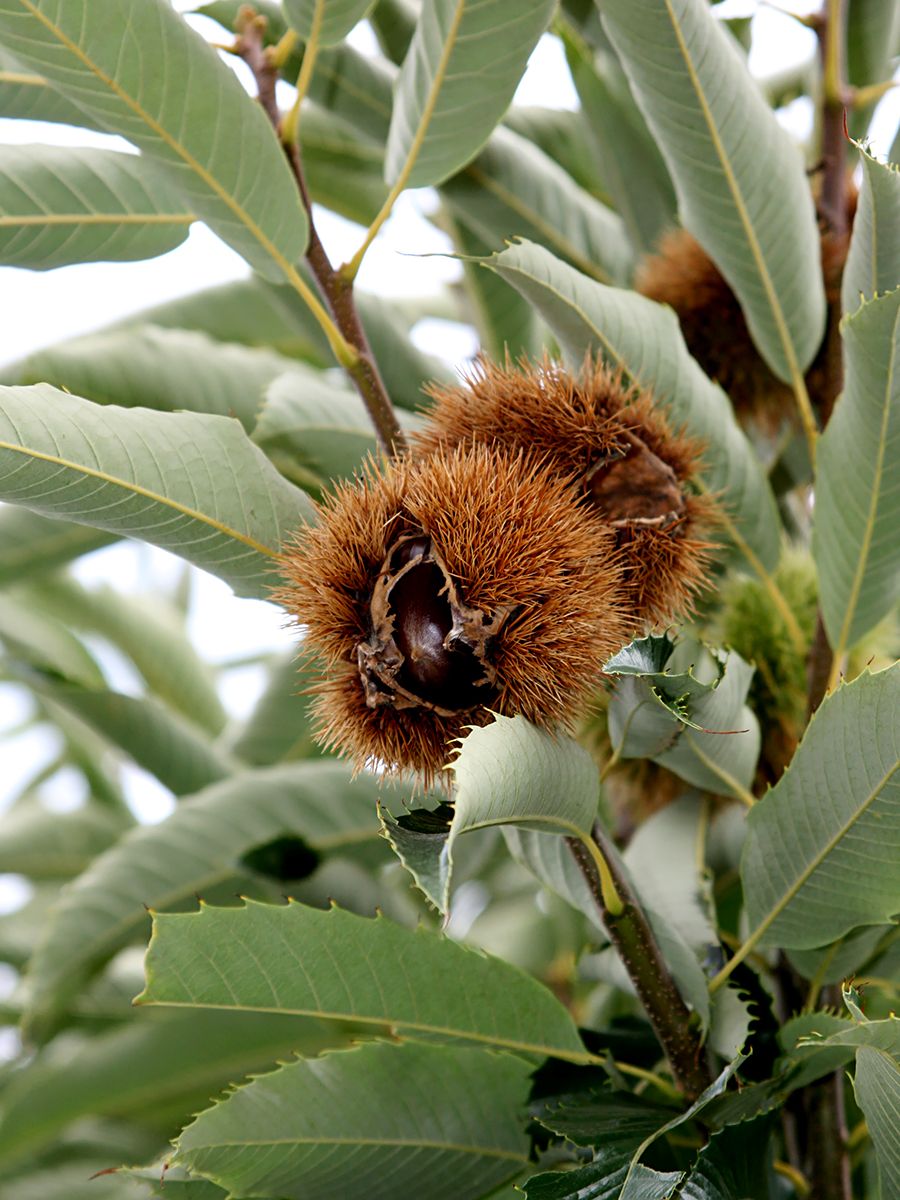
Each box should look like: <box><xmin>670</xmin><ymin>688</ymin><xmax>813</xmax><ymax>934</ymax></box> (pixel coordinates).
<box><xmin>414</xmin><ymin>356</ymin><xmax>714</xmax><ymax>626</ymax></box>
<box><xmin>634</xmin><ymin>194</ymin><xmax>854</xmax><ymax>430</ymax></box>
<box><xmin>277</xmin><ymin>444</ymin><xmax>631</xmax><ymax>781</ymax></box>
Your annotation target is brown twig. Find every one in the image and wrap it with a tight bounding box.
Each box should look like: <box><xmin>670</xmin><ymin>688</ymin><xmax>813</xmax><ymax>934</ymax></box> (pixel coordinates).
<box><xmin>813</xmin><ymin>0</ymin><xmax>850</xmax><ymax>237</ymax></box>
<box><xmin>234</xmin><ymin>9</ymin><xmax>407</xmax><ymax>457</ymax></box>
<box><xmin>567</xmin><ymin>826</ymin><xmax>713</xmax><ymax>1101</ymax></box>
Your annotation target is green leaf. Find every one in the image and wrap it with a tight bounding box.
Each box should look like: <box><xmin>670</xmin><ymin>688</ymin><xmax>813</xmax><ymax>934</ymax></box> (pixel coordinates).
<box><xmin>0</xmin><ymin>591</ymin><xmax>105</xmax><ymax>687</ymax></box>
<box><xmin>606</xmin><ymin>637</ymin><xmax>760</xmax><ymax>800</ymax></box>
<box><xmin>0</xmin><ymin>145</ymin><xmax>192</xmax><ymax>269</ymax></box>
<box><xmin>0</xmin><ymin>506</ymin><xmax>115</xmax><ymax>586</ymax></box>
<box><xmin>23</xmin><ymin>574</ymin><xmax>227</xmax><ymax>735</ymax></box>
<box><xmin>487</xmin><ymin>239</ymin><xmax>782</xmax><ymax>573</ymax></box>
<box><xmin>0</xmin><ymin>44</ymin><xmax>102</xmax><ymax>126</ymax></box>
<box><xmin>561</xmin><ymin>24</ymin><xmax>677</xmax><ymax>257</ymax></box>
<box><xmin>787</xmin><ymin>925</ymin><xmax>892</xmax><ymax>985</ymax></box>
<box><xmin>252</xmin><ymin>369</ymin><xmax>423</xmax><ymax>489</ymax></box>
<box><xmin>741</xmin><ymin>667</ymin><xmax>900</xmax><ymax>951</ymax></box>
<box><xmin>0</xmin><ymin>384</ymin><xmax>313</xmax><ymax>600</ymax></box>
<box><xmin>842</xmin><ymin>149</ymin><xmax>900</xmax><ymax>314</ymax></box>
<box><xmin>29</xmin><ymin>681</ymin><xmax>233</xmax><ymax>796</ymax></box>
<box><xmin>0</xmin><ymin>0</ymin><xmax>307</xmax><ymax>280</ymax></box>
<box><xmin>15</xmin><ymin>326</ymin><xmax>303</xmax><ymax>432</ymax></box>
<box><xmin>621</xmin><ymin>797</ymin><xmax>717</xmax><ymax>954</ymax></box>
<box><xmin>173</xmin><ymin>1041</ymin><xmax>531</xmax><ymax>1200</ymax></box>
<box><xmin>600</xmin><ymin>0</ymin><xmax>825</xmax><ymax>382</ymax></box>
<box><xmin>385</xmin><ymin>0</ymin><xmax>556</xmax><ymax>188</ymax></box>
<box><xmin>284</xmin><ymin>0</ymin><xmax>375</xmax><ymax>45</ymax></box>
<box><xmin>120</xmin><ymin>1166</ymin><xmax>227</xmax><ymax>1200</ymax></box>
<box><xmin>22</xmin><ymin>762</ymin><xmax>388</xmax><ymax>1034</ymax></box>
<box><xmin>228</xmin><ymin>648</ymin><xmax>322</xmax><ymax>765</ymax></box>
<box><xmin>0</xmin><ymin>1162</ymin><xmax>149</xmax><ymax>1200</ymax></box>
<box><xmin>852</xmin><ymin>1045</ymin><xmax>900</xmax><ymax>1198</ymax></box>
<box><xmin>814</xmin><ymin>289</ymin><xmax>900</xmax><ymax>656</ymax></box>
<box><xmin>138</xmin><ymin>898</ymin><xmax>592</xmax><ymax>1063</ymax></box>
<box><xmin>299</xmin><ymin>102</ymin><xmax>388</xmax><ymax>225</ymax></box>
<box><xmin>0</xmin><ymin>800</ymin><xmax>130</xmax><ymax>879</ymax></box>
<box><xmin>504</xmin><ymin>104</ymin><xmax>612</xmax><ymax>204</ymax></box>
<box><xmin>442</xmin><ymin>127</ymin><xmax>634</xmax><ymax>286</ymax></box>
<box><xmin>678</xmin><ymin>1117</ymin><xmax>776</xmax><ymax>1200</ymax></box>
<box><xmin>0</xmin><ymin>1010</ymin><xmax>341</xmax><ymax>1169</ymax></box>
<box><xmin>847</xmin><ymin>0</ymin><xmax>900</xmax><ymax>135</ymax></box>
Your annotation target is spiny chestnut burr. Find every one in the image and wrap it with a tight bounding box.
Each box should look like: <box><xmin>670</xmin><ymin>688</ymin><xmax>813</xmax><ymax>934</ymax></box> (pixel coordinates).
<box><xmin>634</xmin><ymin>189</ymin><xmax>856</xmax><ymax>431</ymax></box>
<box><xmin>276</xmin><ymin>443</ymin><xmax>631</xmax><ymax>782</ymax></box>
<box><xmin>414</xmin><ymin>356</ymin><xmax>715</xmax><ymax>627</ymax></box>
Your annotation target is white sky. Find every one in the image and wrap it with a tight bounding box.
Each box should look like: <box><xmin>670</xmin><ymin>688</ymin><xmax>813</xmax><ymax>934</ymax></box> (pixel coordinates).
<box><xmin>0</xmin><ymin>1</ymin><xmax>898</xmax><ymax>831</ymax></box>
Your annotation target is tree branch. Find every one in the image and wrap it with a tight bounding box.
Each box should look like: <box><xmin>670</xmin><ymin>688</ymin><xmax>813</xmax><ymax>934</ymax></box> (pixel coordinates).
<box><xmin>567</xmin><ymin>826</ymin><xmax>713</xmax><ymax>1101</ymax></box>
<box><xmin>234</xmin><ymin>9</ymin><xmax>407</xmax><ymax>457</ymax></box>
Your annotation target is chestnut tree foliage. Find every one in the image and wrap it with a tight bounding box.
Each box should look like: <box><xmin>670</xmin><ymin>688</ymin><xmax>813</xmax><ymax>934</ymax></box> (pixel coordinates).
<box><xmin>0</xmin><ymin>2</ymin><xmax>897</xmax><ymax>1199</ymax></box>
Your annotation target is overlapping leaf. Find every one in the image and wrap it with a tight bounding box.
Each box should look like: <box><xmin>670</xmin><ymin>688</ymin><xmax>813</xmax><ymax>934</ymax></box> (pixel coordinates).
<box><xmin>853</xmin><ymin>1045</ymin><xmax>900</xmax><ymax>1198</ymax></box>
<box><xmin>814</xmin><ymin>289</ymin><xmax>900</xmax><ymax>654</ymax></box>
<box><xmin>386</xmin><ymin>0</ymin><xmax>556</xmax><ymax>187</ymax></box>
<box><xmin>0</xmin><ymin>145</ymin><xmax>192</xmax><ymax>269</ymax></box>
<box><xmin>173</xmin><ymin>1041</ymin><xmax>531</xmax><ymax>1200</ymax></box>
<box><xmin>284</xmin><ymin>0</ymin><xmax>375</xmax><ymax>45</ymax></box>
<box><xmin>22</xmin><ymin>763</ymin><xmax>389</xmax><ymax>1034</ymax></box>
<box><xmin>605</xmin><ymin>636</ymin><xmax>760</xmax><ymax>799</ymax></box>
<box><xmin>0</xmin><ymin>45</ymin><xmax>101</xmax><ymax>126</ymax></box>
<box><xmin>0</xmin><ymin>800</ymin><xmax>130</xmax><ymax>880</ymax></box>
<box><xmin>842</xmin><ymin>148</ymin><xmax>900</xmax><ymax>314</ymax></box>
<box><xmin>442</xmin><ymin>127</ymin><xmax>633</xmax><ymax>285</ymax></box>
<box><xmin>139</xmin><ymin>899</ymin><xmax>591</xmax><ymax>1062</ymax></box>
<box><xmin>741</xmin><ymin>668</ymin><xmax>900</xmax><ymax>951</ymax></box>
<box><xmin>600</xmin><ymin>0</ymin><xmax>825</xmax><ymax>382</ymax></box>
<box><xmin>487</xmin><ymin>240</ymin><xmax>781</xmax><ymax>572</ymax></box>
<box><xmin>0</xmin><ymin>384</ymin><xmax>313</xmax><ymax>599</ymax></box>
<box><xmin>0</xmin><ymin>506</ymin><xmax>114</xmax><ymax>586</ymax></box>
<box><xmin>0</xmin><ymin>0</ymin><xmax>307</xmax><ymax>279</ymax></box>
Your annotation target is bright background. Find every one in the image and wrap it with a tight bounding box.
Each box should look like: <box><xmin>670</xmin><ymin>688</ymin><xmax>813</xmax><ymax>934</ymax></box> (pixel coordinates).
<box><xmin>0</xmin><ymin>0</ymin><xmax>897</xmax><ymax>839</ymax></box>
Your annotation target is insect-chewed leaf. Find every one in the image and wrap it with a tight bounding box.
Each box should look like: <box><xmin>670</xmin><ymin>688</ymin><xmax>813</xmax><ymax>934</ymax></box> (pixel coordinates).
<box><xmin>600</xmin><ymin>0</ymin><xmax>825</xmax><ymax>382</ymax></box>
<box><xmin>172</xmin><ymin>1041</ymin><xmax>531</xmax><ymax>1200</ymax></box>
<box><xmin>138</xmin><ymin>898</ymin><xmax>591</xmax><ymax>1063</ymax></box>
<box><xmin>0</xmin><ymin>0</ymin><xmax>307</xmax><ymax>279</ymax></box>
<box><xmin>741</xmin><ymin>667</ymin><xmax>900</xmax><ymax>951</ymax></box>
<box><xmin>487</xmin><ymin>239</ymin><xmax>782</xmax><ymax>574</ymax></box>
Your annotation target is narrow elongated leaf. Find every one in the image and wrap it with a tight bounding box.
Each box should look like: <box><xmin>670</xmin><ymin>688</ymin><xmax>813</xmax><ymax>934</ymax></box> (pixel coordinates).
<box><xmin>504</xmin><ymin>105</ymin><xmax>611</xmax><ymax>203</ymax></box>
<box><xmin>253</xmin><ymin>371</ymin><xmax>423</xmax><ymax>489</ymax></box>
<box><xmin>451</xmin><ymin>216</ymin><xmax>540</xmax><ymax>359</ymax></box>
<box><xmin>742</xmin><ymin>668</ymin><xmax>900</xmax><ymax>951</ymax></box>
<box><xmin>600</xmin><ymin>0</ymin><xmax>825</xmax><ymax>382</ymax></box>
<box><xmin>228</xmin><ymin>648</ymin><xmax>321</xmax><ymax>765</ymax></box>
<box><xmin>787</xmin><ymin>925</ymin><xmax>892</xmax><ymax>985</ymax></box>
<box><xmin>0</xmin><ymin>44</ymin><xmax>101</xmax><ymax>126</ymax></box>
<box><xmin>842</xmin><ymin>149</ymin><xmax>900</xmax><ymax>314</ymax></box>
<box><xmin>23</xmin><ymin>574</ymin><xmax>226</xmax><ymax>734</ymax></box>
<box><xmin>678</xmin><ymin>1117</ymin><xmax>776</xmax><ymax>1200</ymax></box>
<box><xmin>0</xmin><ymin>592</ymin><xmax>104</xmax><ymax>687</ymax></box>
<box><xmin>443</xmin><ymin>127</ymin><xmax>633</xmax><ymax>285</ymax></box>
<box><xmin>385</xmin><ymin>0</ymin><xmax>556</xmax><ymax>188</ymax></box>
<box><xmin>22</xmin><ymin>763</ymin><xmax>388</xmax><ymax>1031</ymax></box>
<box><xmin>0</xmin><ymin>1010</ymin><xmax>340</xmax><ymax>1169</ymax></box>
<box><xmin>0</xmin><ymin>506</ymin><xmax>115</xmax><ymax>586</ymax></box>
<box><xmin>562</xmin><ymin>25</ymin><xmax>677</xmax><ymax>257</ymax></box>
<box><xmin>853</xmin><ymin>1046</ymin><xmax>900</xmax><ymax>1198</ymax></box>
<box><xmin>0</xmin><ymin>384</ymin><xmax>313</xmax><ymax>600</ymax></box>
<box><xmin>299</xmin><ymin>102</ymin><xmax>388</xmax><ymax>225</ymax></box>
<box><xmin>487</xmin><ymin>240</ymin><xmax>781</xmax><ymax>572</ymax></box>
<box><xmin>284</xmin><ymin>0</ymin><xmax>375</xmax><ymax>45</ymax></box>
<box><xmin>30</xmin><ymin>681</ymin><xmax>233</xmax><ymax>796</ymax></box>
<box><xmin>814</xmin><ymin>289</ymin><xmax>900</xmax><ymax>653</ymax></box>
<box><xmin>1</xmin><ymin>1163</ymin><xmax>148</xmax><ymax>1200</ymax></box>
<box><xmin>16</xmin><ymin>327</ymin><xmax>301</xmax><ymax>432</ymax></box>
<box><xmin>0</xmin><ymin>801</ymin><xmax>129</xmax><ymax>879</ymax></box>
<box><xmin>0</xmin><ymin>145</ymin><xmax>192</xmax><ymax>269</ymax></box>
<box><xmin>0</xmin><ymin>0</ymin><xmax>307</xmax><ymax>279</ymax></box>
<box><xmin>847</xmin><ymin>0</ymin><xmax>900</xmax><ymax>135</ymax></box>
<box><xmin>139</xmin><ymin>899</ymin><xmax>590</xmax><ymax>1061</ymax></box>
<box><xmin>174</xmin><ymin>1041</ymin><xmax>531</xmax><ymax>1200</ymax></box>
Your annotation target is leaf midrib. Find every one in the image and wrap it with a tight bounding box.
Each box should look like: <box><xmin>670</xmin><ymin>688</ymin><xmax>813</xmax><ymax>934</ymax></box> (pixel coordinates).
<box><xmin>661</xmin><ymin>0</ymin><xmax>804</xmax><ymax>385</ymax></box>
<box><xmin>0</xmin><ymin>213</ymin><xmax>193</xmax><ymax>226</ymax></box>
<box><xmin>753</xmin><ymin>758</ymin><xmax>900</xmax><ymax>945</ymax></box>
<box><xmin>14</xmin><ymin>0</ymin><xmax>299</xmax><ymax>284</ymax></box>
<box><xmin>181</xmin><ymin>1134</ymin><xmax>529</xmax><ymax>1160</ymax></box>
<box><xmin>830</xmin><ymin>302</ymin><xmax>899</xmax><ymax>658</ymax></box>
<box><xmin>0</xmin><ymin>437</ymin><xmax>276</xmax><ymax>557</ymax></box>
